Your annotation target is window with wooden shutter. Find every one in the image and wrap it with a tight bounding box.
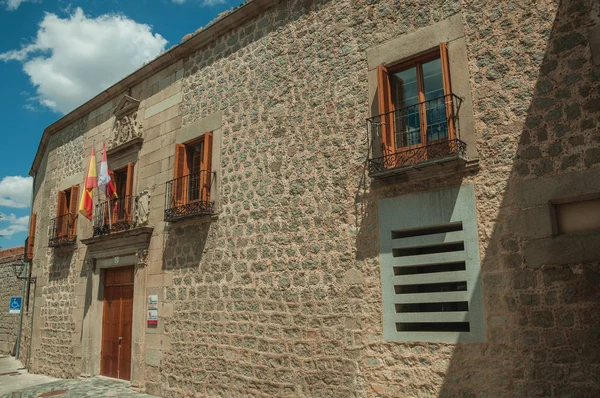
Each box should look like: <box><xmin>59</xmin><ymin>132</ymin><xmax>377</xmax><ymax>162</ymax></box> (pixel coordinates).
<box><xmin>375</xmin><ymin>43</ymin><xmax>456</xmax><ymax>162</ymax></box>
<box><xmin>165</xmin><ymin>134</ymin><xmax>215</xmax><ymax>221</ymax></box>
<box><xmin>50</xmin><ymin>187</ymin><xmax>78</xmax><ymax>246</ymax></box>
<box><xmin>378</xmin><ymin>185</ymin><xmax>485</xmax><ymax>342</ymax></box>
<box><xmin>26</xmin><ymin>213</ymin><xmax>37</xmax><ymax>260</ymax></box>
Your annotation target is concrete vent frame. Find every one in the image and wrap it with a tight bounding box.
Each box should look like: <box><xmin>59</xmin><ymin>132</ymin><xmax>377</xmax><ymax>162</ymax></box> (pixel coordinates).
<box><xmin>378</xmin><ymin>184</ymin><xmax>485</xmax><ymax>343</ymax></box>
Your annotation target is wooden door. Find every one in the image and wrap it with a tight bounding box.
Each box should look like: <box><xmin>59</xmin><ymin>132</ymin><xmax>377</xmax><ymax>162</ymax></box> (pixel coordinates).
<box><xmin>101</xmin><ymin>267</ymin><xmax>134</xmax><ymax>381</ymax></box>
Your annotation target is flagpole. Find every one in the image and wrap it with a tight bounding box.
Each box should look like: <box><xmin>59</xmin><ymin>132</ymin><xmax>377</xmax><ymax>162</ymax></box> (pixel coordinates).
<box><xmin>93</xmin><ymin>139</ymin><xmax>110</xmax><ymax>230</ymax></box>
<box><xmin>107</xmin><ymin>193</ymin><xmax>112</xmax><ymax>230</ymax></box>
<box><xmin>101</xmin><ymin>139</ymin><xmax>113</xmax><ymax>230</ymax></box>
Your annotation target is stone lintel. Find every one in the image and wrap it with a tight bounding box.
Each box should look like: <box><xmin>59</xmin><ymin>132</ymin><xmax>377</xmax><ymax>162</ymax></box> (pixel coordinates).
<box><xmin>81</xmin><ymin>226</ymin><xmax>153</xmax><ymax>259</ymax></box>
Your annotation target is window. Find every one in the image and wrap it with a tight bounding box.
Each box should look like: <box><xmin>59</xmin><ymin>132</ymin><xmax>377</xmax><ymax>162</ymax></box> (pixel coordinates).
<box><xmin>50</xmin><ymin>185</ymin><xmax>79</xmax><ymax>245</ymax></box>
<box><xmin>377</xmin><ymin>43</ymin><xmax>455</xmax><ymax>157</ymax></box>
<box><xmin>378</xmin><ymin>185</ymin><xmax>485</xmax><ymax>342</ymax></box>
<box><xmin>553</xmin><ymin>198</ymin><xmax>600</xmax><ymax>235</ymax></box>
<box><xmin>101</xmin><ymin>162</ymin><xmax>135</xmax><ymax>231</ymax></box>
<box><xmin>165</xmin><ymin>132</ymin><xmax>213</xmax><ymax>221</ymax></box>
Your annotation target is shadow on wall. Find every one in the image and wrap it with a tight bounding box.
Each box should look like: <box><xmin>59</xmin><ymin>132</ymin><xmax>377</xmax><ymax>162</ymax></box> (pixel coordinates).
<box><xmin>48</xmin><ymin>248</ymin><xmax>75</xmax><ymax>281</ymax></box>
<box><xmin>162</xmin><ymin>220</ymin><xmax>211</xmax><ymax>271</ymax></box>
<box><xmin>440</xmin><ymin>1</ymin><xmax>600</xmax><ymax>397</ymax></box>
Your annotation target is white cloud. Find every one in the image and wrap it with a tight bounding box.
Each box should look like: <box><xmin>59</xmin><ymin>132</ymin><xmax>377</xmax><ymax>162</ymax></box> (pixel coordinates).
<box><xmin>0</xmin><ymin>176</ymin><xmax>33</xmax><ymax>209</ymax></box>
<box><xmin>4</xmin><ymin>0</ymin><xmax>39</xmax><ymax>11</ymax></box>
<box><xmin>0</xmin><ymin>8</ymin><xmax>168</xmax><ymax>114</ymax></box>
<box><xmin>0</xmin><ymin>213</ymin><xmax>29</xmax><ymax>238</ymax></box>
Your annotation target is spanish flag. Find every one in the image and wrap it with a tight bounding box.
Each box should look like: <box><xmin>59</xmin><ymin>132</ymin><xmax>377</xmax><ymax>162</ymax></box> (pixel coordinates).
<box><xmin>79</xmin><ymin>146</ymin><xmax>98</xmax><ymax>220</ymax></box>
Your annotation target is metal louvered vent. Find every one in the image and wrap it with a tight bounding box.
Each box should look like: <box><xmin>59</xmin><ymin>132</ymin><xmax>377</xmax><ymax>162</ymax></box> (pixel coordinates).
<box><xmin>391</xmin><ymin>222</ymin><xmax>470</xmax><ymax>333</ymax></box>
<box><xmin>378</xmin><ymin>185</ymin><xmax>485</xmax><ymax>343</ymax></box>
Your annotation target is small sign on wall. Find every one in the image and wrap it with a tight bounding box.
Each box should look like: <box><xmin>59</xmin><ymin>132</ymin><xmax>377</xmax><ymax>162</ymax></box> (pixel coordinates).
<box><xmin>147</xmin><ymin>295</ymin><xmax>158</xmax><ymax>326</ymax></box>
<box><xmin>9</xmin><ymin>297</ymin><xmax>22</xmax><ymax>314</ymax></box>
<box><xmin>147</xmin><ymin>309</ymin><xmax>158</xmax><ymax>326</ymax></box>
<box><xmin>148</xmin><ymin>295</ymin><xmax>158</xmax><ymax>309</ymax></box>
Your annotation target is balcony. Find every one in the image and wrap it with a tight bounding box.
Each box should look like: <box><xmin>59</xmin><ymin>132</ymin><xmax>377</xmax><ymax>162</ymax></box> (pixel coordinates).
<box><xmin>93</xmin><ymin>195</ymin><xmax>137</xmax><ymax>237</ymax></box>
<box><xmin>164</xmin><ymin>170</ymin><xmax>214</xmax><ymax>222</ymax></box>
<box><xmin>48</xmin><ymin>213</ymin><xmax>77</xmax><ymax>247</ymax></box>
<box><xmin>81</xmin><ymin>191</ymin><xmax>152</xmax><ymax>255</ymax></box>
<box><xmin>368</xmin><ymin>94</ymin><xmax>468</xmax><ymax>178</ymax></box>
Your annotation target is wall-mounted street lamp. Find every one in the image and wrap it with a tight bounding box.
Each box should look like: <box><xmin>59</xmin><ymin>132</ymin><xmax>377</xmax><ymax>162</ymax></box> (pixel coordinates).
<box><xmin>12</xmin><ymin>261</ymin><xmax>25</xmax><ymax>280</ymax></box>
<box><xmin>12</xmin><ymin>261</ymin><xmax>36</xmax><ymax>283</ymax></box>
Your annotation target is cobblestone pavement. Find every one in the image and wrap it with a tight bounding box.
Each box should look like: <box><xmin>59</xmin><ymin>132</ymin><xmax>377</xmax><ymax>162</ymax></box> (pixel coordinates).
<box><xmin>0</xmin><ymin>356</ymin><xmax>57</xmax><ymax>396</ymax></box>
<box><xmin>0</xmin><ymin>377</ymin><xmax>157</xmax><ymax>398</ymax></box>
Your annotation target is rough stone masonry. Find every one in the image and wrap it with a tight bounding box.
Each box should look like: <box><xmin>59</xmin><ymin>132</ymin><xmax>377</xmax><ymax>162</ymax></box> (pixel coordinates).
<box><xmin>0</xmin><ymin>246</ymin><xmax>24</xmax><ymax>356</ymax></box>
<box><xmin>20</xmin><ymin>0</ymin><xmax>600</xmax><ymax>397</ymax></box>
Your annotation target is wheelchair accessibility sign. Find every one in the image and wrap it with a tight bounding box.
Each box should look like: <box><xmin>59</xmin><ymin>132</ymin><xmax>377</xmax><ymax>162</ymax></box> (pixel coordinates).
<box><xmin>9</xmin><ymin>297</ymin><xmax>22</xmax><ymax>314</ymax></box>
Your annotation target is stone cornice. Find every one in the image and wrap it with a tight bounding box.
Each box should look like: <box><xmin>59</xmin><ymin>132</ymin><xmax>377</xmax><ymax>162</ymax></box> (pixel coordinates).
<box><xmin>80</xmin><ymin>226</ymin><xmax>153</xmax><ymax>258</ymax></box>
<box><xmin>29</xmin><ymin>0</ymin><xmax>278</xmax><ymax>176</ymax></box>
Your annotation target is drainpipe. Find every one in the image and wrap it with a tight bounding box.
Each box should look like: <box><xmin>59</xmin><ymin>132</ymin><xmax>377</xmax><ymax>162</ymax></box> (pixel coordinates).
<box><xmin>15</xmin><ymin>261</ymin><xmax>27</xmax><ymax>359</ymax></box>
<box><xmin>26</xmin><ymin>280</ymin><xmax>37</xmax><ymax>370</ymax></box>
<box><xmin>16</xmin><ymin>171</ymin><xmax>36</xmax><ymax>361</ymax></box>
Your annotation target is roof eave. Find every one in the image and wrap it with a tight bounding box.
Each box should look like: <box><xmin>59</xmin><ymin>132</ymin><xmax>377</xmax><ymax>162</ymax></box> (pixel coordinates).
<box><xmin>29</xmin><ymin>0</ymin><xmax>278</xmax><ymax>176</ymax></box>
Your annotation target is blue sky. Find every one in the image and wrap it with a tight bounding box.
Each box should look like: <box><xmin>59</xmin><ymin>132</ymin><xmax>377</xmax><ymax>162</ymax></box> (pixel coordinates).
<box><xmin>0</xmin><ymin>0</ymin><xmax>237</xmax><ymax>248</ymax></box>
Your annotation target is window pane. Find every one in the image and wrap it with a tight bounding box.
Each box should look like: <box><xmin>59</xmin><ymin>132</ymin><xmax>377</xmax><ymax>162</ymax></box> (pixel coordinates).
<box><xmin>391</xmin><ymin>67</ymin><xmax>421</xmax><ymax>148</ymax></box>
<box><xmin>422</xmin><ymin>58</ymin><xmax>448</xmax><ymax>141</ymax></box>
<box><xmin>115</xmin><ymin>170</ymin><xmax>128</xmax><ymax>198</ymax></box>
<box><xmin>188</xmin><ymin>142</ymin><xmax>204</xmax><ymax>201</ymax></box>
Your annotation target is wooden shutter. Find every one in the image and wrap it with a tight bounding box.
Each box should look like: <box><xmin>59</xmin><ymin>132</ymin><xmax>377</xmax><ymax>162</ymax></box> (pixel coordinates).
<box><xmin>57</xmin><ymin>191</ymin><xmax>67</xmax><ymax>217</ymax></box>
<box><xmin>69</xmin><ymin>185</ymin><xmax>79</xmax><ymax>237</ymax></box>
<box><xmin>125</xmin><ymin>163</ymin><xmax>134</xmax><ymax>197</ymax></box>
<box><xmin>56</xmin><ymin>190</ymin><xmax>67</xmax><ymax>238</ymax></box>
<box><xmin>173</xmin><ymin>144</ymin><xmax>188</xmax><ymax>206</ymax></box>
<box><xmin>201</xmin><ymin>133</ymin><xmax>213</xmax><ymax>202</ymax></box>
<box><xmin>440</xmin><ymin>42</ymin><xmax>455</xmax><ymax>139</ymax></box>
<box><xmin>377</xmin><ymin>65</ymin><xmax>395</xmax><ymax>156</ymax></box>
<box><xmin>104</xmin><ymin>171</ymin><xmax>115</xmax><ymax>227</ymax></box>
<box><xmin>27</xmin><ymin>213</ymin><xmax>37</xmax><ymax>259</ymax></box>
<box><xmin>125</xmin><ymin>162</ymin><xmax>135</xmax><ymax>222</ymax></box>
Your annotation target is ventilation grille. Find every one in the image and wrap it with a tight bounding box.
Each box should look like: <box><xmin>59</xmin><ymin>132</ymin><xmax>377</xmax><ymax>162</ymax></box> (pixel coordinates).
<box><xmin>390</xmin><ymin>222</ymin><xmax>471</xmax><ymax>333</ymax></box>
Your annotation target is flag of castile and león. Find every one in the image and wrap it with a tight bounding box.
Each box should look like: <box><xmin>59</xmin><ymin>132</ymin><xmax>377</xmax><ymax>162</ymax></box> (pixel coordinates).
<box><xmin>98</xmin><ymin>142</ymin><xmax>118</xmax><ymax>201</ymax></box>
<box><xmin>79</xmin><ymin>146</ymin><xmax>98</xmax><ymax>220</ymax></box>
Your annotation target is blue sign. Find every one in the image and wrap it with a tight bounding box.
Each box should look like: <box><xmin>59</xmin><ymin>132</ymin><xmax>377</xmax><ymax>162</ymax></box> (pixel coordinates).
<box><xmin>9</xmin><ymin>297</ymin><xmax>22</xmax><ymax>314</ymax></box>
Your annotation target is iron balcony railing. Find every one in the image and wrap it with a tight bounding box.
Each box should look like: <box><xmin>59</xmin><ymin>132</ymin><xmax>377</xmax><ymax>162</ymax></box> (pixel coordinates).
<box><xmin>164</xmin><ymin>170</ymin><xmax>213</xmax><ymax>222</ymax></box>
<box><xmin>367</xmin><ymin>94</ymin><xmax>467</xmax><ymax>175</ymax></box>
<box><xmin>93</xmin><ymin>195</ymin><xmax>137</xmax><ymax>237</ymax></box>
<box><xmin>48</xmin><ymin>213</ymin><xmax>77</xmax><ymax>247</ymax></box>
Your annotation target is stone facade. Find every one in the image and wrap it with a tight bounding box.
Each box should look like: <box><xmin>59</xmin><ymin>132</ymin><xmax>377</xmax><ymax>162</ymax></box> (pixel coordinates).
<box><xmin>21</xmin><ymin>0</ymin><xmax>600</xmax><ymax>397</ymax></box>
<box><xmin>0</xmin><ymin>246</ymin><xmax>24</xmax><ymax>356</ymax></box>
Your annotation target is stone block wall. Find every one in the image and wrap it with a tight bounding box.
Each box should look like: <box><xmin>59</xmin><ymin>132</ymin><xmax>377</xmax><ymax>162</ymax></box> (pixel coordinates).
<box><xmin>0</xmin><ymin>247</ymin><xmax>24</xmax><ymax>356</ymax></box>
<box><xmin>24</xmin><ymin>58</ymin><xmax>184</xmax><ymax>380</ymax></box>
<box><xmin>23</xmin><ymin>0</ymin><xmax>599</xmax><ymax>396</ymax></box>
<box><xmin>166</xmin><ymin>0</ymin><xmax>599</xmax><ymax>396</ymax></box>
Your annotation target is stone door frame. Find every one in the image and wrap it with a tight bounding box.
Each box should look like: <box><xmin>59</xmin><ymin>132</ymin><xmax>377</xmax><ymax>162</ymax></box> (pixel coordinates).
<box><xmin>81</xmin><ymin>251</ymin><xmax>147</xmax><ymax>388</ymax></box>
